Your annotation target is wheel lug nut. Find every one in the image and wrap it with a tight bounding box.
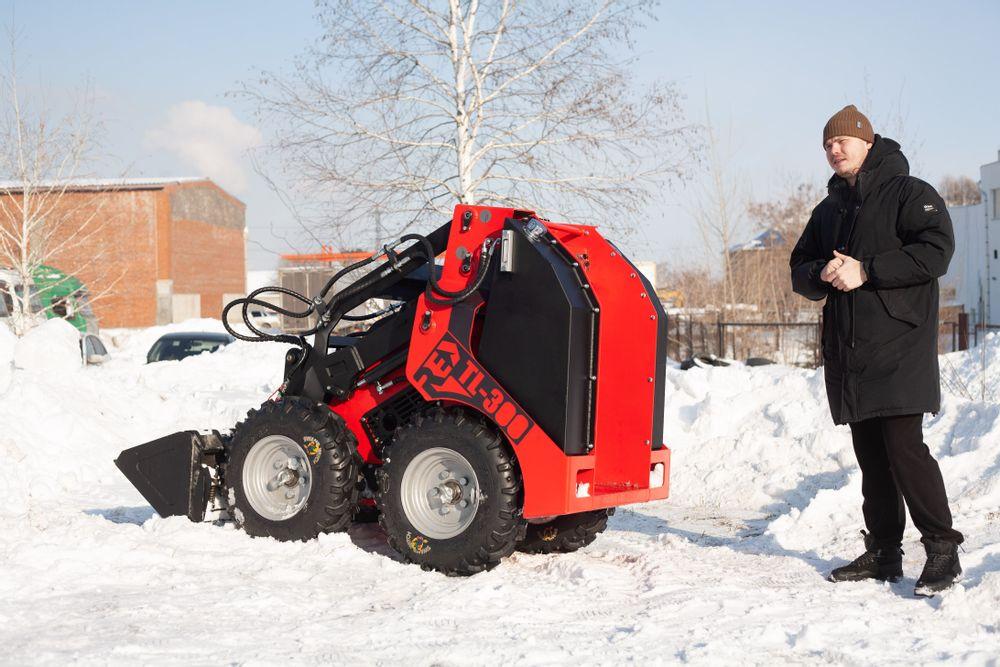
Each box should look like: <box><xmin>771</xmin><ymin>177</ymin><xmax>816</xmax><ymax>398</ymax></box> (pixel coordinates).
<box><xmin>459</xmin><ymin>500</ymin><xmax>468</xmax><ymax>508</ymax></box>
<box><xmin>460</xmin><ymin>477</ymin><xmax>468</xmax><ymax>486</ymax></box>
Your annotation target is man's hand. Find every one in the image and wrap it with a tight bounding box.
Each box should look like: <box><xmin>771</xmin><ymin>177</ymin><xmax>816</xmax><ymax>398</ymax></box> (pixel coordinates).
<box><xmin>828</xmin><ymin>250</ymin><xmax>867</xmax><ymax>291</ymax></box>
<box><xmin>820</xmin><ymin>256</ymin><xmax>844</xmax><ymax>283</ymax></box>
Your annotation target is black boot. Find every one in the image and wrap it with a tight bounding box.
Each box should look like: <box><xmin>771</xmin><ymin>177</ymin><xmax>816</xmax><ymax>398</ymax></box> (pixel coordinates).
<box><xmin>914</xmin><ymin>539</ymin><xmax>962</xmax><ymax>597</ymax></box>
<box><xmin>828</xmin><ymin>531</ymin><xmax>903</xmax><ymax>583</ymax></box>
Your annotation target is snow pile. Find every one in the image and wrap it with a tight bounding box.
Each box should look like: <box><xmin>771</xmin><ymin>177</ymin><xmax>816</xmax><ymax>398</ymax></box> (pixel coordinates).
<box><xmin>0</xmin><ymin>322</ymin><xmax>14</xmax><ymax>391</ymax></box>
<box><xmin>0</xmin><ymin>320</ymin><xmax>999</xmax><ymax>663</ymax></box>
<box><xmin>0</xmin><ymin>322</ymin><xmax>286</xmax><ymax>523</ymax></box>
<box><xmin>12</xmin><ymin>317</ymin><xmax>81</xmax><ymax>373</ymax></box>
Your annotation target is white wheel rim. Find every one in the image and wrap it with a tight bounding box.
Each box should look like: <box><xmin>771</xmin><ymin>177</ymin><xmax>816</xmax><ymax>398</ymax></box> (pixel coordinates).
<box><xmin>242</xmin><ymin>435</ymin><xmax>312</xmax><ymax>521</ymax></box>
<box><xmin>400</xmin><ymin>447</ymin><xmax>480</xmax><ymax>539</ymax></box>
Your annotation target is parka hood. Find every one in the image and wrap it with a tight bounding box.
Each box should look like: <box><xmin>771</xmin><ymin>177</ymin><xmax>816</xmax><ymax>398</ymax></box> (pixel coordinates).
<box><xmin>828</xmin><ymin>135</ymin><xmax>909</xmax><ymax>200</ymax></box>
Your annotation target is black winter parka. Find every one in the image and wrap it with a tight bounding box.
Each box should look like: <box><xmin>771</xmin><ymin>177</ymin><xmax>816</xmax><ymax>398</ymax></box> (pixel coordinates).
<box><xmin>790</xmin><ymin>136</ymin><xmax>954</xmax><ymax>425</ymax></box>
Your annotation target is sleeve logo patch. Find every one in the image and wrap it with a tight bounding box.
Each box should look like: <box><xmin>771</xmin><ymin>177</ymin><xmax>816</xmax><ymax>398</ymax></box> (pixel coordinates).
<box><xmin>923</xmin><ymin>203</ymin><xmax>938</xmax><ymax>213</ymax></box>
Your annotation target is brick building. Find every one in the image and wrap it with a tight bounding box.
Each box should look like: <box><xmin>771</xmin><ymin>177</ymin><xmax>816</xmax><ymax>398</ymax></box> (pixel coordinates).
<box><xmin>0</xmin><ymin>177</ymin><xmax>246</xmax><ymax>328</ymax></box>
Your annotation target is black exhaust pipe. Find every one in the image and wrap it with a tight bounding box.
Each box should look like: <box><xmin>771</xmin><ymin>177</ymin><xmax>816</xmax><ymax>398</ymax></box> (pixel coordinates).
<box><xmin>115</xmin><ymin>431</ymin><xmax>225</xmax><ymax>522</ymax></box>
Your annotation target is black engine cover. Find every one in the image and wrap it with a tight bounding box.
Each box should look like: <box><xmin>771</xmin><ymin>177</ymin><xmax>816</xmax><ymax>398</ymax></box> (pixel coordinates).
<box><xmin>477</xmin><ymin>220</ymin><xmax>595</xmax><ymax>455</ymax></box>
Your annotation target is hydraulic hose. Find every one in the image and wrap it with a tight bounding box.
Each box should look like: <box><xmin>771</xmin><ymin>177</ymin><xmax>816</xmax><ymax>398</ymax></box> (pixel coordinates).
<box><xmin>221</xmin><ymin>226</ymin><xmax>492</xmax><ymax>349</ymax></box>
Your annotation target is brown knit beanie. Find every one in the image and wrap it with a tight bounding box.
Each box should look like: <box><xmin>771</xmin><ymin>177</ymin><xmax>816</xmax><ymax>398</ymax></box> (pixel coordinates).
<box><xmin>822</xmin><ymin>105</ymin><xmax>874</xmax><ymax>146</ymax></box>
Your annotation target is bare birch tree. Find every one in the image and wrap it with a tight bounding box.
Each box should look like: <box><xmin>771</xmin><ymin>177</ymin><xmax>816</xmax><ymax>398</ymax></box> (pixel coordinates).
<box><xmin>0</xmin><ymin>32</ymin><xmax>118</xmax><ymax>335</ymax></box>
<box><xmin>241</xmin><ymin>0</ymin><xmax>699</xmax><ymax>244</ymax></box>
<box><xmin>685</xmin><ymin>114</ymin><xmax>745</xmax><ymax>310</ymax></box>
<box><xmin>859</xmin><ymin>73</ymin><xmax>923</xmax><ymax>172</ymax></box>
<box><xmin>739</xmin><ymin>181</ymin><xmax>824</xmax><ymax>320</ymax></box>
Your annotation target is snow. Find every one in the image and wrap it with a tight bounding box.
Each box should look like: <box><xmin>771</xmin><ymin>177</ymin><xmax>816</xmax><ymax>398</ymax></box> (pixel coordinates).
<box><xmin>12</xmin><ymin>318</ymin><xmax>81</xmax><ymax>373</ymax></box>
<box><xmin>246</xmin><ymin>269</ymin><xmax>278</xmax><ymax>293</ymax></box>
<box><xmin>0</xmin><ymin>322</ymin><xmax>14</xmax><ymax>391</ymax></box>
<box><xmin>2</xmin><ymin>321</ymin><xmax>1000</xmax><ymax>664</ymax></box>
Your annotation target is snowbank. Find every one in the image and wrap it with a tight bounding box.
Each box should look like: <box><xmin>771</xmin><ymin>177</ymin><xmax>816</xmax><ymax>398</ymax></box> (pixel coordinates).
<box><xmin>0</xmin><ymin>319</ymin><xmax>999</xmax><ymax>663</ymax></box>
<box><xmin>0</xmin><ymin>322</ymin><xmax>14</xmax><ymax>391</ymax></box>
<box><xmin>13</xmin><ymin>317</ymin><xmax>81</xmax><ymax>373</ymax></box>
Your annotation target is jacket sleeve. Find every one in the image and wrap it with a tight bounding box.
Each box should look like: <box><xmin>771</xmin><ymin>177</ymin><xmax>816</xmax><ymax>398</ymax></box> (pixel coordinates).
<box><xmin>863</xmin><ymin>180</ymin><xmax>955</xmax><ymax>289</ymax></box>
<box><xmin>789</xmin><ymin>205</ymin><xmax>830</xmax><ymax>301</ymax></box>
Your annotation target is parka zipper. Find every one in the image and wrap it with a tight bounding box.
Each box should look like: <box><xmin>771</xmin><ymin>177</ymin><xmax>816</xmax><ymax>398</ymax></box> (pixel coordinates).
<box><xmin>850</xmin><ymin>291</ymin><xmax>856</xmax><ymax>348</ymax></box>
<box><xmin>840</xmin><ymin>176</ymin><xmax>863</xmax><ymax>350</ymax></box>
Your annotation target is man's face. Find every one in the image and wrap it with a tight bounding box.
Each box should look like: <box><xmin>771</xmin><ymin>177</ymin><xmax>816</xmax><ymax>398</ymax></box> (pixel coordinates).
<box><xmin>824</xmin><ymin>135</ymin><xmax>872</xmax><ymax>179</ymax></box>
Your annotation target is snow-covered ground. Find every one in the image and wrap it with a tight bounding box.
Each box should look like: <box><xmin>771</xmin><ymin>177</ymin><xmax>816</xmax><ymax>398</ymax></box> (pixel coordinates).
<box><xmin>2</xmin><ymin>319</ymin><xmax>999</xmax><ymax>664</ymax></box>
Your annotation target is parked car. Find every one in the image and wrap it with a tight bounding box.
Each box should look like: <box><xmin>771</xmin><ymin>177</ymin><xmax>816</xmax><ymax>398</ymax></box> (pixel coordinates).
<box><xmin>146</xmin><ymin>332</ymin><xmax>235</xmax><ymax>363</ymax></box>
<box><xmin>81</xmin><ymin>333</ymin><xmax>109</xmax><ymax>365</ymax></box>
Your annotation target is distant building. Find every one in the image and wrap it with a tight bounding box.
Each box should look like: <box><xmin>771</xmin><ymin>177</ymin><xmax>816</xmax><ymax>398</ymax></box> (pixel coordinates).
<box><xmin>943</xmin><ymin>151</ymin><xmax>1000</xmax><ymax>325</ymax></box>
<box><xmin>0</xmin><ymin>177</ymin><xmax>246</xmax><ymax>328</ymax></box>
<box><xmin>726</xmin><ymin>228</ymin><xmax>809</xmax><ymax>317</ymax></box>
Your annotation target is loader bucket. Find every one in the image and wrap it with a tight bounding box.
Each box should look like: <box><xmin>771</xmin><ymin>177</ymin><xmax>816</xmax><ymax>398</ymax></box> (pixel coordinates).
<box><xmin>115</xmin><ymin>431</ymin><xmax>225</xmax><ymax>522</ymax></box>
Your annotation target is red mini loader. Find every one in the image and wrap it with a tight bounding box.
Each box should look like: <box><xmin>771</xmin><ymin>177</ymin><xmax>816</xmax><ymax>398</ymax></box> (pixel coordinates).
<box><xmin>116</xmin><ymin>205</ymin><xmax>670</xmax><ymax>575</ymax></box>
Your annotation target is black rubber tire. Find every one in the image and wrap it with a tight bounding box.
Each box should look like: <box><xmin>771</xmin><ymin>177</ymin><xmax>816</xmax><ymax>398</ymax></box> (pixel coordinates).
<box><xmin>376</xmin><ymin>407</ymin><xmax>525</xmax><ymax>576</ymax></box>
<box><xmin>517</xmin><ymin>508</ymin><xmax>614</xmax><ymax>554</ymax></box>
<box><xmin>224</xmin><ymin>398</ymin><xmax>359</xmax><ymax>541</ymax></box>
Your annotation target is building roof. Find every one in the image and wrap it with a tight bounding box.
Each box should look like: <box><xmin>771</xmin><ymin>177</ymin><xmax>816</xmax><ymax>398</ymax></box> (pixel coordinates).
<box><xmin>729</xmin><ymin>228</ymin><xmax>786</xmax><ymax>253</ymax></box>
<box><xmin>0</xmin><ymin>176</ymin><xmax>208</xmax><ymax>193</ymax></box>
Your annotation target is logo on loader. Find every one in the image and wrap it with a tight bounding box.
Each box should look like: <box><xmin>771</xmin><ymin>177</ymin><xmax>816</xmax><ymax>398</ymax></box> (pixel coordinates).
<box><xmin>302</xmin><ymin>436</ymin><xmax>322</xmax><ymax>464</ymax></box>
<box><xmin>414</xmin><ymin>332</ymin><xmax>535</xmax><ymax>444</ymax></box>
<box><xmin>406</xmin><ymin>532</ymin><xmax>432</xmax><ymax>554</ymax></box>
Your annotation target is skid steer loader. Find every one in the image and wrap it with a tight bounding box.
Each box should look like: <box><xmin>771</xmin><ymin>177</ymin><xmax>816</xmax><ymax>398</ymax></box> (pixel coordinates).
<box><xmin>116</xmin><ymin>205</ymin><xmax>670</xmax><ymax>575</ymax></box>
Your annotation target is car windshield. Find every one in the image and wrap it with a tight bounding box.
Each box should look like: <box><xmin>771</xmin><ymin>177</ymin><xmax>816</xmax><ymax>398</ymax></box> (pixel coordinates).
<box><xmin>147</xmin><ymin>336</ymin><xmax>229</xmax><ymax>363</ymax></box>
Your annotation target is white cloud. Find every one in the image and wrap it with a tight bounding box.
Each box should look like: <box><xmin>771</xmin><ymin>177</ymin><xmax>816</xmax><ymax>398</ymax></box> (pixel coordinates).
<box><xmin>145</xmin><ymin>101</ymin><xmax>262</xmax><ymax>194</ymax></box>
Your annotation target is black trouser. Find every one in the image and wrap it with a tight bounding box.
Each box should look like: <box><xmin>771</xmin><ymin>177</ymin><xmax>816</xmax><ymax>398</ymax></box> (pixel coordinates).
<box><xmin>849</xmin><ymin>414</ymin><xmax>963</xmax><ymax>546</ymax></box>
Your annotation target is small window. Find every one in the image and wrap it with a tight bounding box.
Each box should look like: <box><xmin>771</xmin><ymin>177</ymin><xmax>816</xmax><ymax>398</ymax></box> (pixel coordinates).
<box><xmin>51</xmin><ymin>297</ymin><xmax>68</xmax><ymax>318</ymax></box>
<box><xmin>994</xmin><ymin>188</ymin><xmax>1000</xmax><ymax>220</ymax></box>
<box><xmin>995</xmin><ymin>250</ymin><xmax>999</xmax><ymax>260</ymax></box>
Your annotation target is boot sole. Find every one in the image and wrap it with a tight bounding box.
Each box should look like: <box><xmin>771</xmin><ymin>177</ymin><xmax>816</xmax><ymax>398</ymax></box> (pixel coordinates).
<box><xmin>914</xmin><ymin>574</ymin><xmax>961</xmax><ymax>598</ymax></box>
<box><xmin>828</xmin><ymin>572</ymin><xmax>902</xmax><ymax>584</ymax></box>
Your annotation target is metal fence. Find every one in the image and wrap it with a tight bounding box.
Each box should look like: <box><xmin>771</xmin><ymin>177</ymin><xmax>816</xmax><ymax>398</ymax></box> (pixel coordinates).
<box><xmin>667</xmin><ymin>313</ymin><xmax>1000</xmax><ymax>367</ymax></box>
<box><xmin>666</xmin><ymin>315</ymin><xmax>821</xmax><ymax>367</ymax></box>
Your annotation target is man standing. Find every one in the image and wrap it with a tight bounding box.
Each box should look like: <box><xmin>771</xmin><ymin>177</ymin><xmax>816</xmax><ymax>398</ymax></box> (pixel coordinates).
<box><xmin>790</xmin><ymin>105</ymin><xmax>963</xmax><ymax>596</ymax></box>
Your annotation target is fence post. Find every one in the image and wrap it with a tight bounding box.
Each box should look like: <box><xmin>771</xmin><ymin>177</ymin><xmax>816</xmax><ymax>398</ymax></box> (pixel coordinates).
<box><xmin>717</xmin><ymin>314</ymin><xmax>723</xmax><ymax>357</ymax></box>
<box><xmin>958</xmin><ymin>312</ymin><xmax>968</xmax><ymax>351</ymax></box>
<box><xmin>687</xmin><ymin>316</ymin><xmax>694</xmax><ymax>358</ymax></box>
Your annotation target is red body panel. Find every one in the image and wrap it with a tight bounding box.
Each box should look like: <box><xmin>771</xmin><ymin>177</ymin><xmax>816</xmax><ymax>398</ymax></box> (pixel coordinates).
<box><xmin>330</xmin><ymin>204</ymin><xmax>670</xmax><ymax>518</ymax></box>
<box><xmin>333</xmin><ymin>371</ymin><xmax>409</xmax><ymax>464</ymax></box>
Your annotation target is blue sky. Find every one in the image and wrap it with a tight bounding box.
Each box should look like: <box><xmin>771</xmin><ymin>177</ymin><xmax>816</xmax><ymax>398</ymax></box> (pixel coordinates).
<box><xmin>5</xmin><ymin>1</ymin><xmax>999</xmax><ymax>269</ymax></box>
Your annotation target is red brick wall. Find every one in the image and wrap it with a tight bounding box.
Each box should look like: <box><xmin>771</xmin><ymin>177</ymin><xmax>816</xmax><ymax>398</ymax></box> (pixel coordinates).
<box><xmin>0</xmin><ymin>180</ymin><xmax>246</xmax><ymax>329</ymax></box>
<box><xmin>166</xmin><ymin>183</ymin><xmax>246</xmax><ymax>319</ymax></box>
<box><xmin>0</xmin><ymin>189</ymin><xmax>160</xmax><ymax>328</ymax></box>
